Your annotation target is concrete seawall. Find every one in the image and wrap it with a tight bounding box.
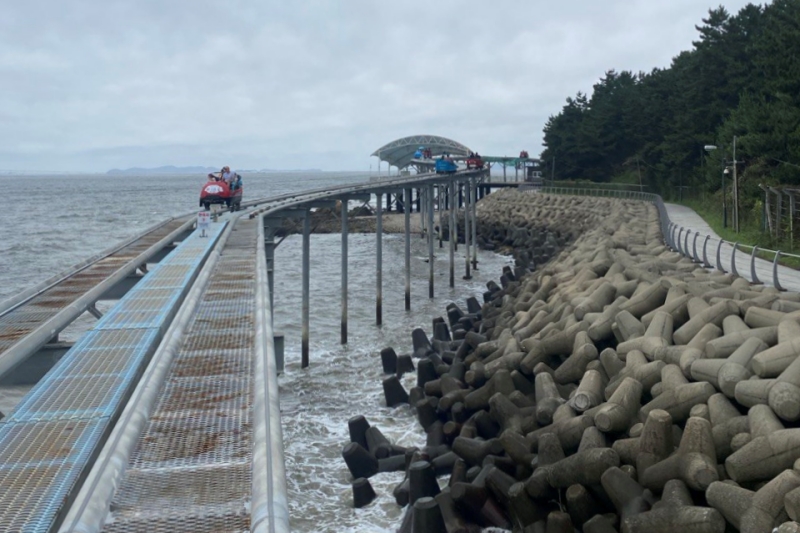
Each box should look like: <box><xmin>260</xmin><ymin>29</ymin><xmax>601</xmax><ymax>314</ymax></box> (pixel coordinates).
<box><xmin>343</xmin><ymin>188</ymin><xmax>800</xmax><ymax>533</ymax></box>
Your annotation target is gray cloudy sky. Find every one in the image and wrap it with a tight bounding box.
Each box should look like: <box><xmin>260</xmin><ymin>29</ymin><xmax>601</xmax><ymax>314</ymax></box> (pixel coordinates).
<box><xmin>2</xmin><ymin>0</ymin><xmax>754</xmax><ymax>173</ymax></box>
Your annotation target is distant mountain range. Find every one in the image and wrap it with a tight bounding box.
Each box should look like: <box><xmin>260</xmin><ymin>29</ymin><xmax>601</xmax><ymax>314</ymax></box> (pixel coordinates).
<box><xmin>106</xmin><ymin>166</ymin><xmax>322</xmax><ymax>175</ymax></box>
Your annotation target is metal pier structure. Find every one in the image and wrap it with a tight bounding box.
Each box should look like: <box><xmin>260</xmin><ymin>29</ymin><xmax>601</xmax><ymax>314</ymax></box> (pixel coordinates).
<box><xmin>0</xmin><ymin>169</ymin><xmax>488</xmax><ymax>533</ymax></box>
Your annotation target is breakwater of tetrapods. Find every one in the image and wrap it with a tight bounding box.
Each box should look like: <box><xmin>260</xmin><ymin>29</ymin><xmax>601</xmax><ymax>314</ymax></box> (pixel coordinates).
<box><xmin>339</xmin><ymin>188</ymin><xmax>800</xmax><ymax>533</ymax></box>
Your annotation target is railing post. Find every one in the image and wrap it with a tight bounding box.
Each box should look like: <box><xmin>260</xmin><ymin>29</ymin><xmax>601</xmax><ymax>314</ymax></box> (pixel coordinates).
<box><xmin>731</xmin><ymin>242</ymin><xmax>739</xmax><ymax>277</ymax></box>
<box><xmin>750</xmin><ymin>246</ymin><xmax>760</xmax><ymax>284</ymax></box>
<box><xmin>716</xmin><ymin>239</ymin><xmax>725</xmax><ymax>272</ymax></box>
<box><xmin>774</xmin><ymin>251</ymin><xmax>784</xmax><ymax>291</ymax></box>
<box><xmin>692</xmin><ymin>232</ymin><xmax>699</xmax><ymax>263</ymax></box>
<box><xmin>677</xmin><ymin>227</ymin><xmax>684</xmax><ymax>255</ymax></box>
<box><xmin>302</xmin><ymin>209</ymin><xmax>310</xmax><ymax>368</ymax></box>
<box><xmin>671</xmin><ymin>224</ymin><xmax>679</xmax><ymax>251</ymax></box>
<box><xmin>702</xmin><ymin>235</ymin><xmax>711</xmax><ymax>268</ymax></box>
<box><xmin>404</xmin><ymin>188</ymin><xmax>411</xmax><ymax>311</ymax></box>
<box><xmin>341</xmin><ymin>198</ymin><xmax>348</xmax><ymax>344</ymax></box>
<box><xmin>684</xmin><ymin>228</ymin><xmax>691</xmax><ymax>257</ymax></box>
<box><xmin>666</xmin><ymin>223</ymin><xmax>672</xmax><ymax>248</ymax></box>
<box><xmin>376</xmin><ymin>194</ymin><xmax>383</xmax><ymax>326</ymax></box>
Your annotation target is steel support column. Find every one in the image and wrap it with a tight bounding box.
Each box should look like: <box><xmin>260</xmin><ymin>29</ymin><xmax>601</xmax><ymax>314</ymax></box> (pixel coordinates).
<box><xmin>471</xmin><ymin>179</ymin><xmax>478</xmax><ymax>270</ymax></box>
<box><xmin>428</xmin><ymin>184</ymin><xmax>435</xmax><ymax>298</ymax></box>
<box><xmin>341</xmin><ymin>199</ymin><xmax>348</xmax><ymax>344</ymax></box>
<box><xmin>405</xmin><ymin>188</ymin><xmax>411</xmax><ymax>310</ymax></box>
<box><xmin>464</xmin><ymin>180</ymin><xmax>472</xmax><ymax>280</ymax></box>
<box><xmin>301</xmin><ymin>210</ymin><xmax>310</xmax><ymax>368</ymax></box>
<box><xmin>438</xmin><ymin>184</ymin><xmax>443</xmax><ymax>249</ymax></box>
<box><xmin>376</xmin><ymin>194</ymin><xmax>383</xmax><ymax>326</ymax></box>
<box><xmin>449</xmin><ymin>181</ymin><xmax>455</xmax><ymax>288</ymax></box>
<box><xmin>420</xmin><ymin>186</ymin><xmax>426</xmax><ymax>238</ymax></box>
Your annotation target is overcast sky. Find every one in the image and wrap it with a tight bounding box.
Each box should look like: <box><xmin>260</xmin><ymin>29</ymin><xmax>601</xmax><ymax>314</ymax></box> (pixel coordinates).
<box><xmin>1</xmin><ymin>0</ymin><xmax>757</xmax><ymax>173</ymax></box>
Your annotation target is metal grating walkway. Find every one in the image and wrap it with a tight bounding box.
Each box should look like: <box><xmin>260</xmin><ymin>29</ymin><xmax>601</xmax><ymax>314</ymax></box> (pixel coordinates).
<box><xmin>0</xmin><ymin>221</ymin><xmax>226</xmax><ymax>533</ymax></box>
<box><xmin>0</xmin><ymin>218</ymin><xmax>190</xmax><ymax>367</ymax></box>
<box><xmin>103</xmin><ymin>217</ymin><xmax>258</xmax><ymax>532</ymax></box>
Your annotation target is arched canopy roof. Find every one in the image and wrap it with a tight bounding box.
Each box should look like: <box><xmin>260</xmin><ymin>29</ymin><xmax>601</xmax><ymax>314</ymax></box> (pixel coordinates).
<box><xmin>372</xmin><ymin>135</ymin><xmax>472</xmax><ymax>168</ymax></box>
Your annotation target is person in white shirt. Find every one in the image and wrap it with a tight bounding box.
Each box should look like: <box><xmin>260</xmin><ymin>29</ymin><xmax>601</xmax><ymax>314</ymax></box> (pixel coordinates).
<box><xmin>221</xmin><ymin>166</ymin><xmax>235</xmax><ymax>185</ymax></box>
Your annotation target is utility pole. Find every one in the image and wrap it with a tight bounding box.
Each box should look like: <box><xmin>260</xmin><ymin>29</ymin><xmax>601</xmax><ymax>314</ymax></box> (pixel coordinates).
<box><xmin>551</xmin><ymin>156</ymin><xmax>556</xmax><ymax>186</ymax></box>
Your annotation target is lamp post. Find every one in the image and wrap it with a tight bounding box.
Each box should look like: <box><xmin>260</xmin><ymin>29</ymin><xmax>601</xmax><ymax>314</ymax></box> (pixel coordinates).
<box><xmin>723</xmin><ymin>168</ymin><xmax>730</xmax><ymax>228</ymax></box>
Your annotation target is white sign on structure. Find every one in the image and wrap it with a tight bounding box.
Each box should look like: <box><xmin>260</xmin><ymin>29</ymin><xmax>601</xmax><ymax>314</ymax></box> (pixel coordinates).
<box><xmin>197</xmin><ymin>211</ymin><xmax>211</xmax><ymax>237</ymax></box>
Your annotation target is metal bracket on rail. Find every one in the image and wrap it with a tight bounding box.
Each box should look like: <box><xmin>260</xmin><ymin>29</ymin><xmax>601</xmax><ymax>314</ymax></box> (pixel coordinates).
<box><xmin>87</xmin><ymin>304</ymin><xmax>103</xmax><ymax>319</ymax></box>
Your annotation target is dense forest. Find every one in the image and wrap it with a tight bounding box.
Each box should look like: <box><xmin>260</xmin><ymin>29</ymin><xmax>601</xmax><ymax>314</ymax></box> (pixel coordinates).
<box><xmin>541</xmin><ymin>0</ymin><xmax>800</xmax><ymax>219</ymax></box>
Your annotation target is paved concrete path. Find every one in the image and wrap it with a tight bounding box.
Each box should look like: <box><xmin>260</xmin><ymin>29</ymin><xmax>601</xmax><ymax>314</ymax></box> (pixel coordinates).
<box><xmin>666</xmin><ymin>203</ymin><xmax>800</xmax><ymax>293</ymax></box>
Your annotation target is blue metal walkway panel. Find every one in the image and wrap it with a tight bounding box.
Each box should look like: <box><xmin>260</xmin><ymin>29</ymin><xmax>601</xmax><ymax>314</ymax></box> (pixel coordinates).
<box><xmin>0</xmin><ymin>222</ymin><xmax>226</xmax><ymax>533</ymax></box>
<box><xmin>96</xmin><ymin>288</ymin><xmax>183</xmax><ymax>331</ymax></box>
<box><xmin>6</xmin><ymin>328</ymin><xmax>160</xmax><ymax>423</ymax></box>
<box><xmin>0</xmin><ymin>418</ymin><xmax>109</xmax><ymax>533</ymax></box>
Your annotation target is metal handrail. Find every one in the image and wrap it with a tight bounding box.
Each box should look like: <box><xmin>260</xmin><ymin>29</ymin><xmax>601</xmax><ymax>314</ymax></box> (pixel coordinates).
<box><xmin>538</xmin><ymin>185</ymin><xmax>800</xmax><ymax>291</ymax></box>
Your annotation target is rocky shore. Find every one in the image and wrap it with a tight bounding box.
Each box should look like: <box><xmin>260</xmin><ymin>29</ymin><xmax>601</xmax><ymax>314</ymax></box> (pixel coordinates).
<box><xmin>340</xmin><ymin>189</ymin><xmax>800</xmax><ymax>533</ymax></box>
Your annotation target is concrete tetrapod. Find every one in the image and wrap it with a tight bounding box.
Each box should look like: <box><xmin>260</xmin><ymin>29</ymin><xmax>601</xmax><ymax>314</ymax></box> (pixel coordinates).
<box><xmin>739</xmin><ymin>469</ymin><xmax>800</xmax><ymax>533</ymax></box>
<box><xmin>595</xmin><ymin>377</ymin><xmax>643</xmax><ymax>433</ymax></box>
<box><xmin>770</xmin><ymin>354</ymin><xmax>800</xmax><ymax>421</ymax></box>
<box><xmin>672</xmin><ymin>300</ymin><xmax>739</xmax><ymax>346</ymax></box>
<box><xmin>752</xmin><ymin>337</ymin><xmax>800</xmax><ymax>379</ymax></box>
<box><xmin>641</xmin><ymin>417</ymin><xmax>718</xmax><ymax>491</ymax></box>
<box><xmin>600</xmin><ymin>466</ymin><xmax>649</xmax><ymax>521</ymax></box>
<box><xmin>705</xmin><ymin>481</ymin><xmax>754</xmax><ymax>531</ymax></box>
<box><xmin>704</xmin><ymin>326</ymin><xmax>777</xmax><ymax>359</ymax></box>
<box><xmin>639</xmin><ymin>381</ymin><xmax>716</xmax><ymax>425</ymax></box>
<box><xmin>725</xmin><ymin>429</ymin><xmax>800</xmax><ymax>483</ymax></box>
<box><xmin>621</xmin><ymin>505</ymin><xmax>724</xmax><ymax>533</ymax></box>
<box><xmin>570</xmin><ymin>369</ymin><xmax>605</xmax><ymax>413</ymax></box>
